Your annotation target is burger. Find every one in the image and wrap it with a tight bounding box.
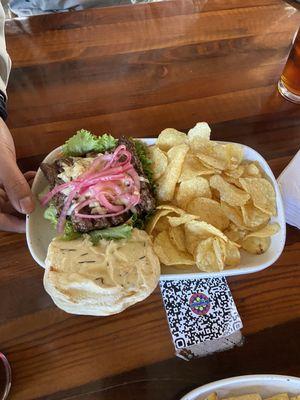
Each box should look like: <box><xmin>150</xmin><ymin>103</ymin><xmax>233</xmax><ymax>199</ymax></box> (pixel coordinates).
<box><xmin>39</xmin><ymin>129</ymin><xmax>160</xmax><ymax>316</ymax></box>
<box><xmin>40</xmin><ymin>129</ymin><xmax>156</xmax><ymax>243</ymax></box>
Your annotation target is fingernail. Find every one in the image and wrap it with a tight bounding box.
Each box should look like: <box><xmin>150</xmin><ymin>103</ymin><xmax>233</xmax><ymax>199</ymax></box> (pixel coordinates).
<box><xmin>19</xmin><ymin>196</ymin><xmax>34</xmax><ymax>214</ymax></box>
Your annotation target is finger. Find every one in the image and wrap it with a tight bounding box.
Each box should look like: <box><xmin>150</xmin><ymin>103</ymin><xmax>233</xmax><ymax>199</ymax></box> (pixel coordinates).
<box><xmin>0</xmin><ymin>189</ymin><xmax>7</xmax><ymax>209</ymax></box>
<box><xmin>0</xmin><ymin>213</ymin><xmax>26</xmax><ymax>233</ymax></box>
<box><xmin>0</xmin><ymin>188</ymin><xmax>7</xmax><ymax>200</ymax></box>
<box><xmin>1</xmin><ymin>156</ymin><xmax>35</xmax><ymax>215</ymax></box>
<box><xmin>24</xmin><ymin>171</ymin><xmax>36</xmax><ymax>181</ymax></box>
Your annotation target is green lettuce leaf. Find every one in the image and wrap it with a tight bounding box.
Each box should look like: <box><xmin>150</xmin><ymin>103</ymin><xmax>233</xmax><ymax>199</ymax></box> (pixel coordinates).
<box><xmin>44</xmin><ymin>205</ymin><xmax>81</xmax><ymax>241</ymax></box>
<box><xmin>62</xmin><ymin>221</ymin><xmax>81</xmax><ymax>241</ymax></box>
<box><xmin>133</xmin><ymin>139</ymin><xmax>154</xmax><ymax>188</ymax></box>
<box><xmin>130</xmin><ymin>211</ymin><xmax>154</xmax><ymax>230</ymax></box>
<box><xmin>130</xmin><ymin>213</ymin><xmax>144</xmax><ymax>230</ymax></box>
<box><xmin>44</xmin><ymin>204</ymin><xmax>58</xmax><ymax>225</ymax></box>
<box><xmin>44</xmin><ymin>206</ymin><xmax>131</xmax><ymax>243</ymax></box>
<box><xmin>62</xmin><ymin>129</ymin><xmax>117</xmax><ymax>156</ymax></box>
<box><xmin>96</xmin><ymin>133</ymin><xmax>118</xmax><ymax>153</ymax></box>
<box><xmin>88</xmin><ymin>224</ymin><xmax>133</xmax><ymax>245</ymax></box>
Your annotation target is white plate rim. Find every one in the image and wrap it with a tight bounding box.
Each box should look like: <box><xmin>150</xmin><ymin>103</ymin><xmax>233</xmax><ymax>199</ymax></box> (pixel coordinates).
<box><xmin>26</xmin><ymin>138</ymin><xmax>286</xmax><ymax>278</ymax></box>
<box><xmin>180</xmin><ymin>374</ymin><xmax>300</xmax><ymax>400</ymax></box>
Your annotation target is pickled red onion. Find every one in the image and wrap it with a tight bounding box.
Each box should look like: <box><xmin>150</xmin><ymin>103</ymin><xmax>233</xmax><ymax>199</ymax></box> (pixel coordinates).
<box><xmin>41</xmin><ymin>145</ymin><xmax>142</xmax><ymax>232</ymax></box>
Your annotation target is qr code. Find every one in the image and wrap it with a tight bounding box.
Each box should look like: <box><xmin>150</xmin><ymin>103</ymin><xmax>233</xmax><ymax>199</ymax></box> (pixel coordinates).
<box><xmin>160</xmin><ymin>278</ymin><xmax>242</xmax><ymax>349</ymax></box>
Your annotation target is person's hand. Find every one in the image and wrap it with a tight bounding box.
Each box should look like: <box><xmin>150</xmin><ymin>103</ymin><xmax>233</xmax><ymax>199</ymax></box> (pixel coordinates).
<box><xmin>0</xmin><ymin>118</ymin><xmax>35</xmax><ymax>233</ymax></box>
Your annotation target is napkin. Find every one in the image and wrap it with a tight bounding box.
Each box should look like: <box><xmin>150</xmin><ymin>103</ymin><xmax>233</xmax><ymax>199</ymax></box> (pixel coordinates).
<box><xmin>278</xmin><ymin>150</ymin><xmax>300</xmax><ymax>229</ymax></box>
<box><xmin>160</xmin><ymin>278</ymin><xmax>243</xmax><ymax>360</ymax></box>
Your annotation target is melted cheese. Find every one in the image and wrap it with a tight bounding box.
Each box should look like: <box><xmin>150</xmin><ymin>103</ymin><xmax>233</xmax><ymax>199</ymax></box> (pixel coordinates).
<box><xmin>58</xmin><ymin>157</ymin><xmax>95</xmax><ymax>182</ymax></box>
<box><xmin>43</xmin><ymin>229</ymin><xmax>160</xmax><ymax>316</ymax></box>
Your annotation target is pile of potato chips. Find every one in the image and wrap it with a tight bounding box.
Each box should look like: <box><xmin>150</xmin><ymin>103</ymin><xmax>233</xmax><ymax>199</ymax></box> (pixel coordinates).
<box><xmin>147</xmin><ymin>122</ymin><xmax>280</xmax><ymax>272</ymax></box>
<box><xmin>202</xmin><ymin>391</ymin><xmax>297</xmax><ymax>400</ymax></box>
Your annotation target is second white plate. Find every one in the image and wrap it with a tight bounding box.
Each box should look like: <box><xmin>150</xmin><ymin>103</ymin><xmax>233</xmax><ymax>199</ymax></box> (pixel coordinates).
<box><xmin>180</xmin><ymin>374</ymin><xmax>300</xmax><ymax>400</ymax></box>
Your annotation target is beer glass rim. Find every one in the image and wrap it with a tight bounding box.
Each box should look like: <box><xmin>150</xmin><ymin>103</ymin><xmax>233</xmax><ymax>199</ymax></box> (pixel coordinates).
<box><xmin>0</xmin><ymin>353</ymin><xmax>11</xmax><ymax>400</ymax></box>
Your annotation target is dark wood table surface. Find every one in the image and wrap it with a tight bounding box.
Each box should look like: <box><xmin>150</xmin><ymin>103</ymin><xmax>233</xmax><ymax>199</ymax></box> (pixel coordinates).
<box><xmin>1</xmin><ymin>0</ymin><xmax>300</xmax><ymax>399</ymax></box>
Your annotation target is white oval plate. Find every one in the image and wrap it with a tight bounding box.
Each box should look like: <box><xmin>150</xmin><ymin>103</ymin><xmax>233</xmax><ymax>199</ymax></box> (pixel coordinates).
<box><xmin>180</xmin><ymin>374</ymin><xmax>300</xmax><ymax>400</ymax></box>
<box><xmin>26</xmin><ymin>139</ymin><xmax>286</xmax><ymax>280</ymax></box>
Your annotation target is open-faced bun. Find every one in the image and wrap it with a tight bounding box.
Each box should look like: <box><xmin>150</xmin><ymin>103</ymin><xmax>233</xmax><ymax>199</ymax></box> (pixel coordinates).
<box><xmin>43</xmin><ymin>229</ymin><xmax>160</xmax><ymax>316</ymax></box>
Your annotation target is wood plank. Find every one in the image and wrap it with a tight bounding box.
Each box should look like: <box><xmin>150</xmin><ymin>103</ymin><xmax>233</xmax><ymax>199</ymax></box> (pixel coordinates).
<box><xmin>32</xmin><ymin>318</ymin><xmax>300</xmax><ymax>400</ymax></box>
<box><xmin>8</xmin><ymin>85</ymin><xmax>300</xmax><ymax>159</ymax></box>
<box><xmin>7</xmin><ymin>4</ymin><xmax>299</xmax><ymax>66</ymax></box>
<box><xmin>7</xmin><ymin>32</ymin><xmax>294</xmax><ymax>126</ymax></box>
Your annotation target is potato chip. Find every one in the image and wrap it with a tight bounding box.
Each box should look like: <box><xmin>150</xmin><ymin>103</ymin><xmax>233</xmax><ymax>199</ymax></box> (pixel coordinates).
<box><xmin>210</xmin><ymin>175</ymin><xmax>250</xmax><ymax>206</ymax></box>
<box><xmin>290</xmin><ymin>397</ymin><xmax>300</xmax><ymax>400</ymax></box>
<box><xmin>196</xmin><ymin>144</ymin><xmax>229</xmax><ymax>171</ymax></box>
<box><xmin>242</xmin><ymin>162</ymin><xmax>262</xmax><ymax>178</ymax></box>
<box><xmin>156</xmin><ymin>128</ymin><xmax>186</xmax><ymax>151</ymax></box>
<box><xmin>184</xmin><ymin>229</ymin><xmax>201</xmax><ymax>255</ymax></box>
<box><xmin>185</xmin><ymin>220</ymin><xmax>228</xmax><ymax>242</ymax></box>
<box><xmin>186</xmin><ymin>197</ymin><xmax>229</xmax><ymax>231</ymax></box>
<box><xmin>187</xmin><ymin>122</ymin><xmax>211</xmax><ymax>141</ymax></box>
<box><xmin>146</xmin><ymin>209</ymin><xmax>172</xmax><ymax>234</ymax></box>
<box><xmin>239</xmin><ymin>177</ymin><xmax>276</xmax><ymax>216</ymax></box>
<box><xmin>213</xmin><ymin>237</ymin><xmax>226</xmax><ymax>268</ymax></box>
<box><xmin>148</xmin><ymin>146</ymin><xmax>168</xmax><ymax>180</ymax></box>
<box><xmin>241</xmin><ymin>202</ymin><xmax>270</xmax><ymax>230</ymax></box>
<box><xmin>223</xmin><ymin>175</ymin><xmax>244</xmax><ymax>189</ymax></box>
<box><xmin>225</xmin><ymin>240</ymin><xmax>241</xmax><ymax>266</ymax></box>
<box><xmin>157</xmin><ymin>204</ymin><xmax>185</xmax><ymax>214</ymax></box>
<box><xmin>154</xmin><ymin>216</ymin><xmax>170</xmax><ymax>233</ymax></box>
<box><xmin>184</xmin><ymin>220</ymin><xmax>228</xmax><ymax>255</ymax></box>
<box><xmin>194</xmin><ymin>143</ymin><xmax>243</xmax><ymax>172</ymax></box>
<box><xmin>242</xmin><ymin>236</ymin><xmax>271</xmax><ymax>254</ymax></box>
<box><xmin>220</xmin><ymin>201</ymin><xmax>246</xmax><ymax>229</ymax></box>
<box><xmin>224</xmin><ymin>223</ymin><xmax>248</xmax><ymax>244</ymax></box>
<box><xmin>188</xmin><ymin>123</ymin><xmax>212</xmax><ymax>155</ymax></box>
<box><xmin>204</xmin><ymin>393</ymin><xmax>218</xmax><ymax>400</ymax></box>
<box><xmin>224</xmin><ymin>165</ymin><xmax>244</xmax><ymax>179</ymax></box>
<box><xmin>198</xmin><ymin>158</ymin><xmax>223</xmax><ymax>174</ymax></box>
<box><xmin>265</xmin><ymin>395</ymin><xmax>289</xmax><ymax>400</ymax></box>
<box><xmin>226</xmin><ymin>143</ymin><xmax>244</xmax><ymax>170</ymax></box>
<box><xmin>148</xmin><ymin>205</ymin><xmax>185</xmax><ymax>233</ymax></box>
<box><xmin>153</xmin><ymin>230</ymin><xmax>194</xmax><ymax>265</ymax></box>
<box><xmin>157</xmin><ymin>144</ymin><xmax>189</xmax><ymax>202</ymax></box>
<box><xmin>169</xmin><ymin>225</ymin><xmax>186</xmax><ymax>252</ymax></box>
<box><xmin>178</xmin><ymin>153</ymin><xmax>215</xmax><ymax>182</ymax></box>
<box><xmin>168</xmin><ymin>214</ymin><xmax>198</xmax><ymax>227</ymax></box>
<box><xmin>195</xmin><ymin>237</ymin><xmax>225</xmax><ymax>272</ymax></box>
<box><xmin>223</xmin><ymin>395</ymin><xmax>262</xmax><ymax>400</ymax></box>
<box><xmin>175</xmin><ymin>177</ymin><xmax>211</xmax><ymax>209</ymax></box>
<box><xmin>245</xmin><ymin>223</ymin><xmax>280</xmax><ymax>238</ymax></box>
<box><xmin>211</xmin><ymin>187</ymin><xmax>221</xmax><ymax>201</ymax></box>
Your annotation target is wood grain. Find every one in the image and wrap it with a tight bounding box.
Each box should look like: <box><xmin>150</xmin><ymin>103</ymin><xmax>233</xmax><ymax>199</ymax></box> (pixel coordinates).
<box><xmin>1</xmin><ymin>1</ymin><xmax>300</xmax><ymax>399</ymax></box>
<box><xmin>6</xmin><ymin>1</ymin><xmax>300</xmax><ymax>159</ymax></box>
<box><xmin>14</xmin><ymin>318</ymin><xmax>299</xmax><ymax>400</ymax></box>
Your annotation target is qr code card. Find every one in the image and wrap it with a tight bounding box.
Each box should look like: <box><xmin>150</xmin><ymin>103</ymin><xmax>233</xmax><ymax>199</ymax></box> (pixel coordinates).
<box><xmin>160</xmin><ymin>278</ymin><xmax>243</xmax><ymax>350</ymax></box>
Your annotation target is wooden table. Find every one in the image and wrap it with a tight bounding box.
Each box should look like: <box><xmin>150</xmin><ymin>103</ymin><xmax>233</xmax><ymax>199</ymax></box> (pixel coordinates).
<box><xmin>1</xmin><ymin>1</ymin><xmax>300</xmax><ymax>399</ymax></box>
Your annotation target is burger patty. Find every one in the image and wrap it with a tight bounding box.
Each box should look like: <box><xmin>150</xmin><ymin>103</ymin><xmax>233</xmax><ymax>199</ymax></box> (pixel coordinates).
<box><xmin>40</xmin><ymin>136</ymin><xmax>156</xmax><ymax>233</ymax></box>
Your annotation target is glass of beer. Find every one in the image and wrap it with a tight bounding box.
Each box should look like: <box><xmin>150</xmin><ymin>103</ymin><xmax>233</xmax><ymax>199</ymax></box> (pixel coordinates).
<box><xmin>278</xmin><ymin>28</ymin><xmax>300</xmax><ymax>103</ymax></box>
<box><xmin>0</xmin><ymin>353</ymin><xmax>11</xmax><ymax>400</ymax></box>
